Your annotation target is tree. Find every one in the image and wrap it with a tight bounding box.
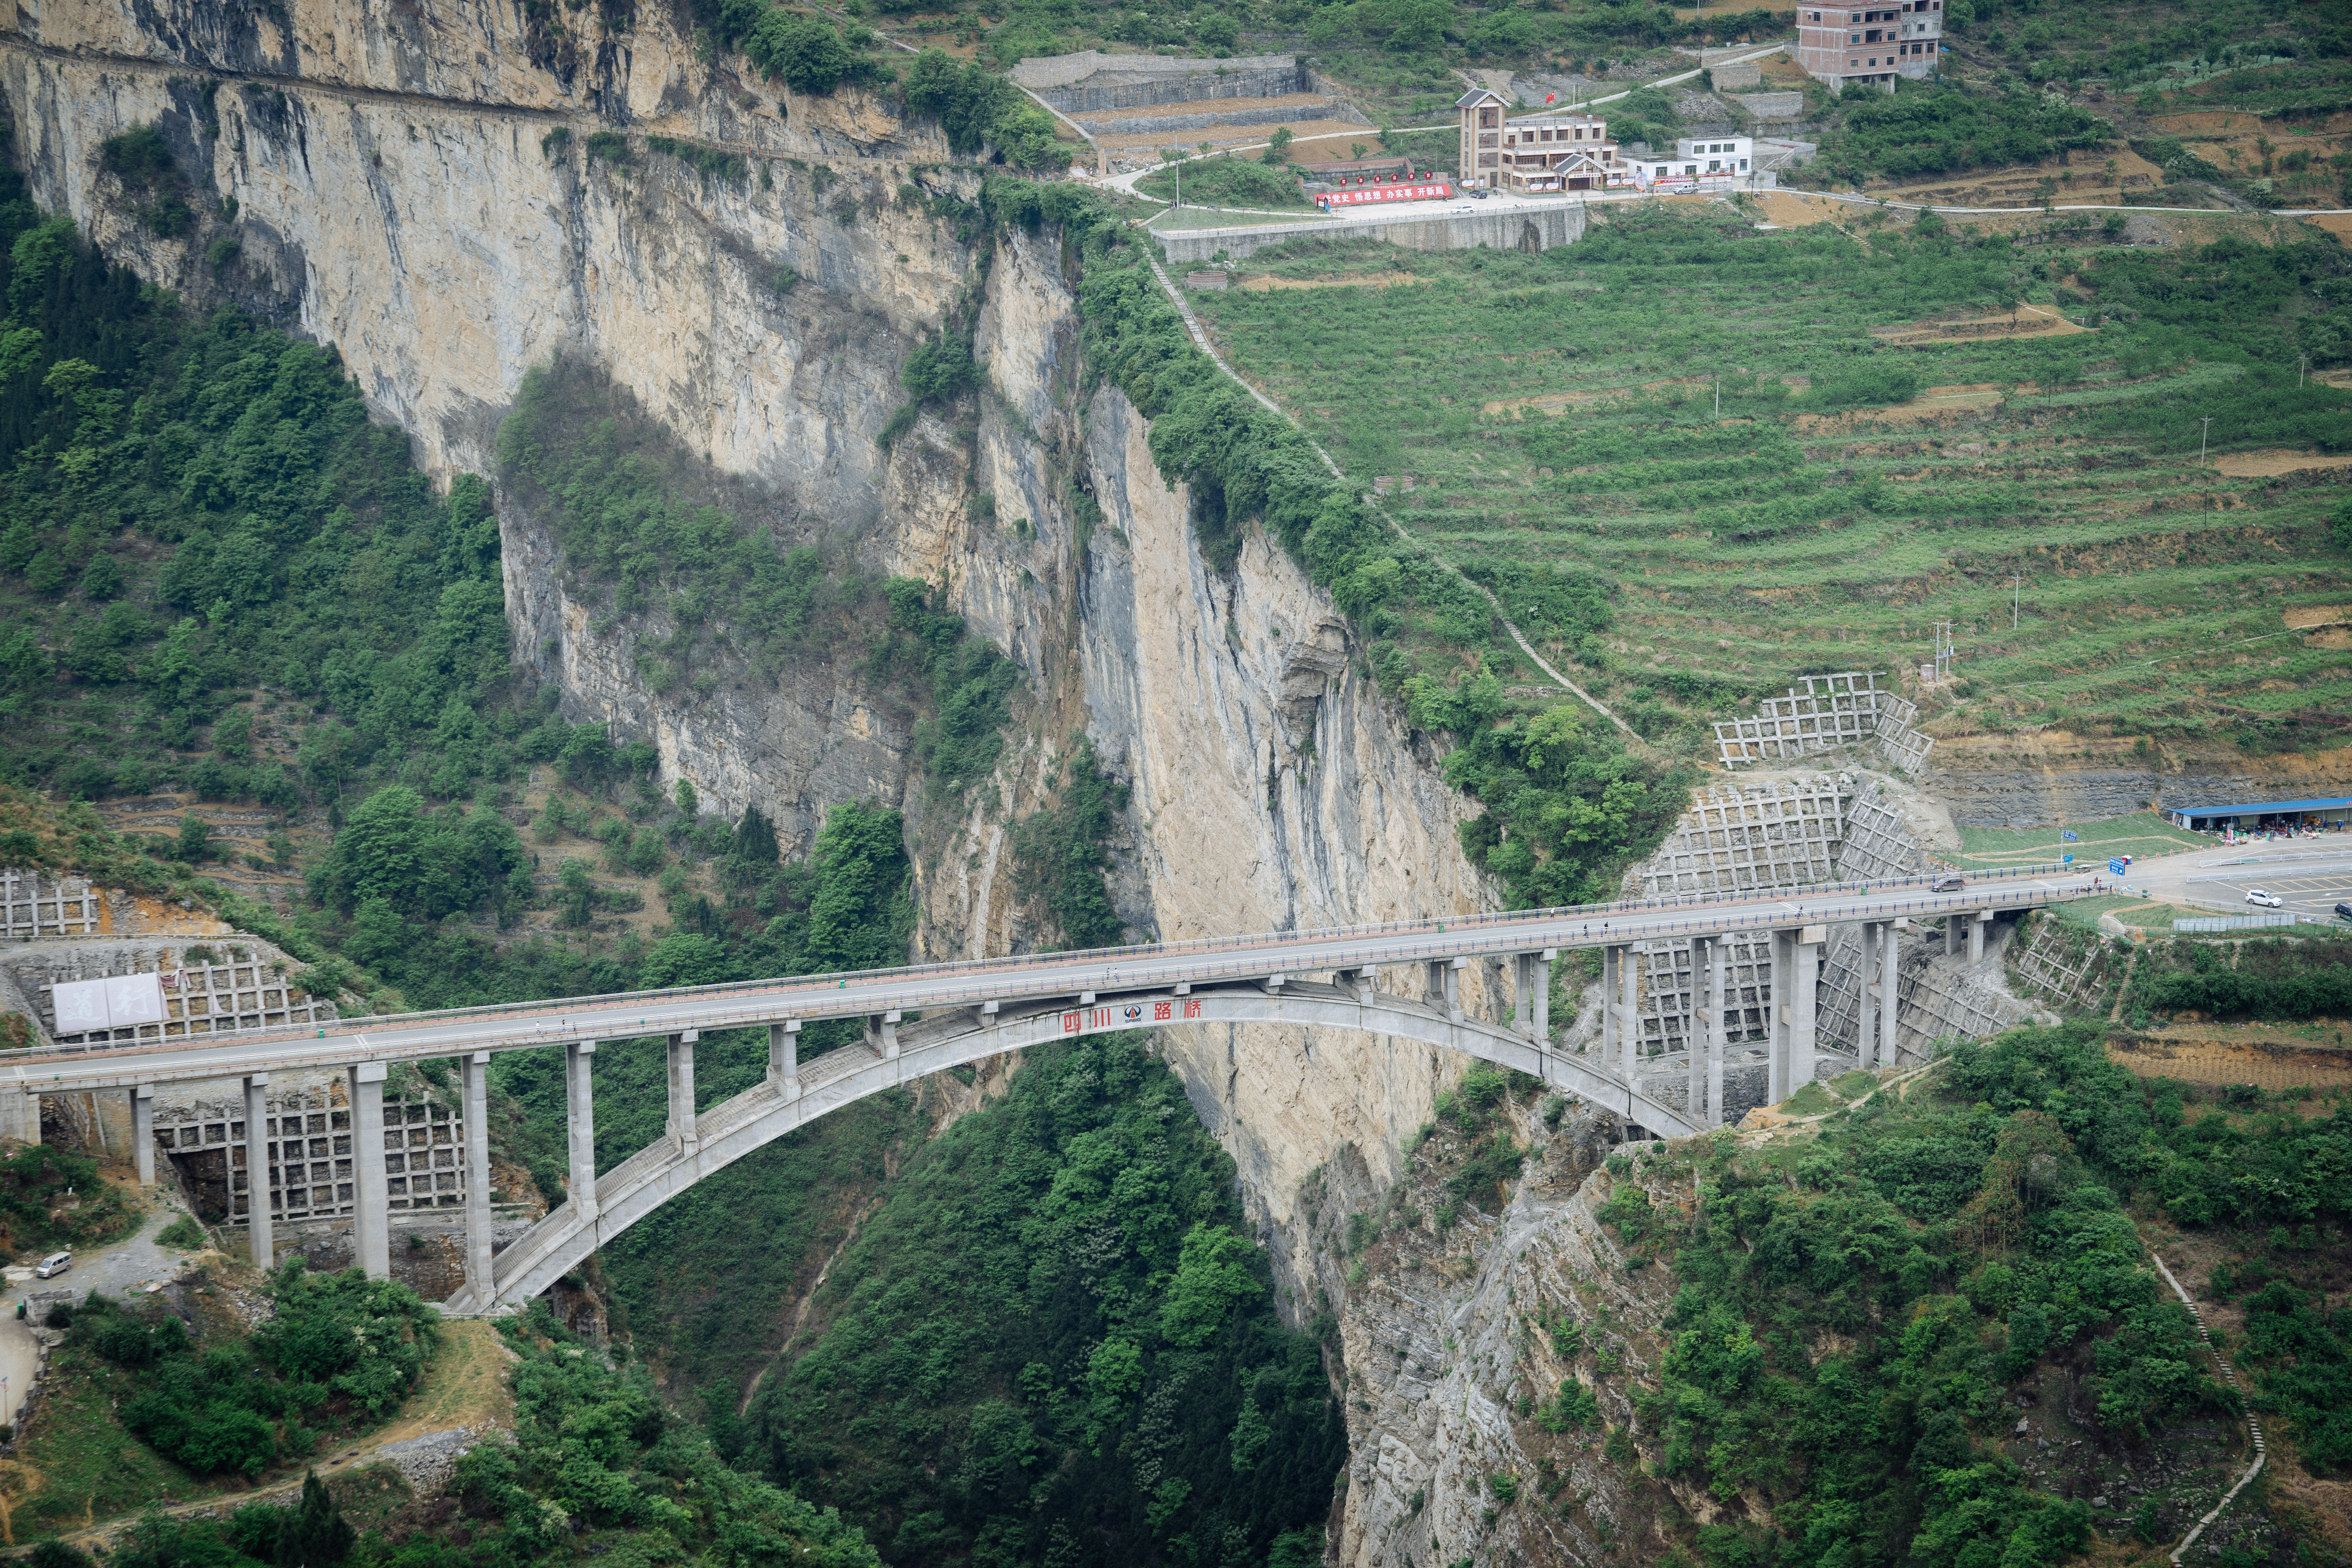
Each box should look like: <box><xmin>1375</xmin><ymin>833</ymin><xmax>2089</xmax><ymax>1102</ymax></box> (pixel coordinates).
<box><xmin>1159</xmin><ymin>1223</ymin><xmax>1263</xmax><ymax>1347</ymax></box>
<box><xmin>1261</xmin><ymin>127</ymin><xmax>1294</xmax><ymax>166</ymax></box>
<box><xmin>802</xmin><ymin>801</ymin><xmax>911</xmax><ymax>973</ymax></box>
<box><xmin>639</xmin><ymin>933</ymin><xmax>736</xmax><ymax>989</ymax></box>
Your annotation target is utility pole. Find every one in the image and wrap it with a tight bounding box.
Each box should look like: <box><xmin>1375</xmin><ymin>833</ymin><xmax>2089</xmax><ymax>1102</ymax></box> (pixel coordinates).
<box><xmin>1933</xmin><ymin>620</ymin><xmax>1955</xmax><ymax>684</ymax></box>
<box><xmin>1714</xmin><ymin>377</ymin><xmax>1721</xmax><ymax>419</ymax></box>
<box><xmin>2011</xmin><ymin>574</ymin><xmax>2023</xmax><ymax>630</ymax></box>
<box><xmin>2200</xmin><ymin>415</ymin><xmax>2212</xmax><ymax>467</ymax></box>
<box><xmin>2299</xmin><ymin>353</ymin><xmax>2309</xmax><ymax>388</ymax></box>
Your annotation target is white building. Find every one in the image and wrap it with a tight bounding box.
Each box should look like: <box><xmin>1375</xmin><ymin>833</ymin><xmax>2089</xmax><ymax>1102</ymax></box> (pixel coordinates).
<box><xmin>1632</xmin><ymin>135</ymin><xmax>1755</xmax><ymax>191</ymax></box>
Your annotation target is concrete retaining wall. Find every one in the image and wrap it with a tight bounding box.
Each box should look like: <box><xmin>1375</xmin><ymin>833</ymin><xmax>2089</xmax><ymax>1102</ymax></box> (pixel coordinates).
<box><xmin>1046</xmin><ymin>66</ymin><xmax>1310</xmax><ymax>111</ymax></box>
<box><xmin>1156</xmin><ymin>201</ymin><xmax>1586</xmax><ymax>263</ymax></box>
<box><xmin>1073</xmin><ymin>98</ymin><xmax>1360</xmax><ymax>135</ymax></box>
<box><xmin>1732</xmin><ymin>92</ymin><xmax>1807</xmax><ymax>120</ymax></box>
<box><xmin>1014</xmin><ymin>49</ymin><xmax>1296</xmax><ymax>90</ymax></box>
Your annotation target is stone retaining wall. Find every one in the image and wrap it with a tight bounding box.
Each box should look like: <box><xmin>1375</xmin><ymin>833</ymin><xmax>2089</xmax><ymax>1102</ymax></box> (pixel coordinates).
<box><xmin>1074</xmin><ymin>98</ymin><xmax>1360</xmax><ymax>135</ymax></box>
<box><xmin>1013</xmin><ymin>49</ymin><xmax>1296</xmax><ymax>90</ymax></box>
<box><xmin>1155</xmin><ymin>201</ymin><xmax>1586</xmax><ymax>263</ymax></box>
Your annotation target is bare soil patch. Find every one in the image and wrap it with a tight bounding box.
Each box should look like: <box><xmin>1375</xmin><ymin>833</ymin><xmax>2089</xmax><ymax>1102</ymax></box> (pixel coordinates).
<box><xmin>1875</xmin><ymin>147</ymin><xmax>2171</xmax><ymax>210</ymax></box>
<box><xmin>2209</xmin><ymin>448</ymin><xmax>2352</xmax><ymax>478</ymax></box>
<box><xmin>2285</xmin><ymin>605</ymin><xmax>2352</xmax><ymax>630</ymax></box>
<box><xmin>1873</xmin><ymin>303</ymin><xmax>2089</xmax><ymax>345</ymax></box>
<box><xmin>1237</xmin><ymin>270</ymin><xmax>1428</xmax><ymax>292</ymax></box>
<box><xmin>1095</xmin><ymin>116</ymin><xmax>1370</xmax><ymax>153</ymax></box>
<box><xmin>1755</xmin><ymin>191</ymin><xmax>1849</xmax><ymax>227</ymax></box>
<box><xmin>1067</xmin><ymin>91</ymin><xmax>1334</xmax><ymax>127</ymax></box>
<box><xmin>2108</xmin><ymin>1029</ymin><xmax>2352</xmax><ymax>1090</ymax></box>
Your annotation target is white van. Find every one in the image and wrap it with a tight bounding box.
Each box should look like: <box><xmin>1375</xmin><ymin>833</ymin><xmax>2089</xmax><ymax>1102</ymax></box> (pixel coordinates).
<box><xmin>34</xmin><ymin>1251</ymin><xmax>70</xmax><ymax>1279</ymax></box>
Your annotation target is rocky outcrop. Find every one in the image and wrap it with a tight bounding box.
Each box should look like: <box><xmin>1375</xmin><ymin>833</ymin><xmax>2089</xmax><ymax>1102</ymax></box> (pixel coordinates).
<box><xmin>1926</xmin><ymin>733</ymin><xmax>2352</xmax><ymax>828</ymax></box>
<box><xmin>2</xmin><ymin>4</ymin><xmax>962</xmax><ymax>483</ymax></box>
<box><xmin>1327</xmin><ymin>1103</ymin><xmax>1686</xmax><ymax>1568</ymax></box>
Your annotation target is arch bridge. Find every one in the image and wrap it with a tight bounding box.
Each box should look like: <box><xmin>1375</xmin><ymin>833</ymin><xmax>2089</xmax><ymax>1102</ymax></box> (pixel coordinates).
<box><xmin>3</xmin><ymin>867</ymin><xmax>2087</xmax><ymax>1312</ymax></box>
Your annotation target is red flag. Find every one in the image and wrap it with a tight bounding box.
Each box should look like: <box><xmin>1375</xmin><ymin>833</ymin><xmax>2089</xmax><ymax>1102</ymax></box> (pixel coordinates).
<box><xmin>1546</xmin><ymin>92</ymin><xmax>1557</xmax><ymax>102</ymax></box>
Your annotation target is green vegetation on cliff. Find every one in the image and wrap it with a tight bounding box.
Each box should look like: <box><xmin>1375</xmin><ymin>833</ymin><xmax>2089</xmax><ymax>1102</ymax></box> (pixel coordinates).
<box><xmin>454</xmin><ymin>1310</ymin><xmax>882</xmax><ymax>1568</ymax></box>
<box><xmin>745</xmin><ymin>1034</ymin><xmax>1345</xmax><ymax>1568</ymax></box>
<box><xmin>1585</xmin><ymin>1024</ymin><xmax>2350</xmax><ymax>1568</ymax></box>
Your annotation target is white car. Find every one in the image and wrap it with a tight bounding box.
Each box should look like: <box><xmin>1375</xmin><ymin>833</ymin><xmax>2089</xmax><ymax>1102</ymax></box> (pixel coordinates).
<box><xmin>2244</xmin><ymin>888</ymin><xmax>2285</xmax><ymax>909</ymax></box>
<box><xmin>34</xmin><ymin>1250</ymin><xmax>70</xmax><ymax>1279</ymax></box>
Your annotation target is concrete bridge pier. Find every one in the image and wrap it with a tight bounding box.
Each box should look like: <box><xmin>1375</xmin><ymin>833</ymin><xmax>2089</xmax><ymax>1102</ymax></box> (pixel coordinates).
<box><xmin>1686</xmin><ymin>938</ymin><xmax>1707</xmax><ymax>1120</ymax></box>
<box><xmin>243</xmin><ymin>1073</ymin><xmax>271</xmax><ymax>1267</ymax></box>
<box><xmin>1792</xmin><ymin>927</ymin><xmax>1823</xmax><ymax>1089</ymax></box>
<box><xmin>1966</xmin><ymin>910</ymin><xmax>1992</xmax><ymax>964</ymax></box>
<box><xmin>566</xmin><ymin>1040</ymin><xmax>598</xmax><ymax>1221</ymax></box>
<box><xmin>462</xmin><ymin>1051</ymin><xmax>493</xmax><ymax>1298</ymax></box>
<box><xmin>1703</xmin><ymin>936</ymin><xmax>1728</xmax><ymax>1126</ymax></box>
<box><xmin>1766</xmin><ymin>932</ymin><xmax>1793</xmax><ymax>1103</ymax></box>
<box><xmin>1532</xmin><ymin>949</ymin><xmax>1553</xmax><ymax>1043</ymax></box>
<box><xmin>1443</xmin><ymin>959</ymin><xmax>1466</xmax><ymax>1023</ymax></box>
<box><xmin>1880</xmin><ymin>920</ymin><xmax>1900</xmax><ymax>1065</ymax></box>
<box><xmin>349</xmin><ymin>1060</ymin><xmax>390</xmax><ymax>1280</ymax></box>
<box><xmin>666</xmin><ymin>1031</ymin><xmax>699</xmax><ymax>1156</ymax></box>
<box><xmin>132</xmin><ymin>1083</ymin><xmax>154</xmax><ymax>1185</ymax></box>
<box><xmin>1858</xmin><ymin>920</ymin><xmax>1899</xmax><ymax>1070</ymax></box>
<box><xmin>770</xmin><ymin>1020</ymin><xmax>800</xmax><ymax>1098</ymax></box>
<box><xmin>0</xmin><ymin>1085</ymin><xmax>40</xmax><ymax>1145</ymax></box>
<box><xmin>1601</xmin><ymin>944</ymin><xmax>1635</xmax><ymax>1078</ymax></box>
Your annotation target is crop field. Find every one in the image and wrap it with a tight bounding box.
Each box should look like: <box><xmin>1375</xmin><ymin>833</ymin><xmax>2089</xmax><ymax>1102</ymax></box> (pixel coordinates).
<box><xmin>1187</xmin><ymin>202</ymin><xmax>2352</xmax><ymax>758</ymax></box>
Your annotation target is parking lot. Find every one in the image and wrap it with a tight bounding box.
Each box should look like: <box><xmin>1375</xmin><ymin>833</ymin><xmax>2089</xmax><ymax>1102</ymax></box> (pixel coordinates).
<box><xmin>2185</xmin><ymin>862</ymin><xmax>2352</xmax><ymax>922</ymax></box>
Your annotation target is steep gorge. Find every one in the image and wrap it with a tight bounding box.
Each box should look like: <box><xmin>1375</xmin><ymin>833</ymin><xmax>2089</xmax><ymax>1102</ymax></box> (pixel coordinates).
<box><xmin>1</xmin><ymin>0</ymin><xmax>1509</xmax><ymax>1494</ymax></box>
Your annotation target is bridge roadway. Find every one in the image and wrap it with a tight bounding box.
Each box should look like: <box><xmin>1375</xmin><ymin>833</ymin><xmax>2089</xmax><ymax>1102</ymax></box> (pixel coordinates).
<box><xmin>7</xmin><ymin>864</ymin><xmax>2089</xmax><ymax>1310</ymax></box>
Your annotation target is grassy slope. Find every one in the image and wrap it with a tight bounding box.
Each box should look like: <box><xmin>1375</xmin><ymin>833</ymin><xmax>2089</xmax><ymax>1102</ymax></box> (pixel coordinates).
<box><xmin>1191</xmin><ymin>205</ymin><xmax>2352</xmax><ymax>758</ymax></box>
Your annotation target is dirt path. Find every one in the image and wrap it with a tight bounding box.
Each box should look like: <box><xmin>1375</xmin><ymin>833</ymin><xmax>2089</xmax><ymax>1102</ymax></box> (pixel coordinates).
<box><xmin>41</xmin><ymin>1321</ymin><xmax>513</xmax><ymax>1550</ymax></box>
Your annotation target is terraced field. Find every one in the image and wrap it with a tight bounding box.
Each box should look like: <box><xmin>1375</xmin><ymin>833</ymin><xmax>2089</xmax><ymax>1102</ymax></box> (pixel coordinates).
<box><xmin>1188</xmin><ymin>202</ymin><xmax>2352</xmax><ymax>759</ymax></box>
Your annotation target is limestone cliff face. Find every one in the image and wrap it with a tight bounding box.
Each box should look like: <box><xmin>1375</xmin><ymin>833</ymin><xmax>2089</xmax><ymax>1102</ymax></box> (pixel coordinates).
<box><xmin>1327</xmin><ymin>1110</ymin><xmax>1688</xmax><ymax>1568</ymax></box>
<box><xmin>6</xmin><ymin>0</ymin><xmax>1520</xmax><ymax>1528</ymax></box>
<box><xmin>4</xmin><ymin>0</ymin><xmax>961</xmax><ymax>485</ymax></box>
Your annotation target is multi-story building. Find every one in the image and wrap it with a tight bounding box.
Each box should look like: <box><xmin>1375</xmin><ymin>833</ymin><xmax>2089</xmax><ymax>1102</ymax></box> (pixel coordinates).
<box><xmin>1455</xmin><ymin>90</ymin><xmax>1622</xmax><ymax>191</ymax></box>
<box><xmin>1795</xmin><ymin>0</ymin><xmax>1943</xmax><ymax>91</ymax></box>
<box><xmin>1458</xmin><ymin>88</ymin><xmax>1508</xmax><ymax>185</ymax></box>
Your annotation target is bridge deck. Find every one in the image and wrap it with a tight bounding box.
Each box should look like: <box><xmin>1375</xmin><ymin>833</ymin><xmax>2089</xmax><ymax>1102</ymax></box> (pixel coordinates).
<box><xmin>1</xmin><ymin>866</ymin><xmax>2086</xmax><ymax>1093</ymax></box>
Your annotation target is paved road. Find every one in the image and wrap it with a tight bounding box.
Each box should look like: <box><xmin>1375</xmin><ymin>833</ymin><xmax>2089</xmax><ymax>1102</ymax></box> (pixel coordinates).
<box><xmin>2113</xmin><ymin>841</ymin><xmax>2352</xmax><ymax>923</ymax></box>
<box><xmin>4</xmin><ymin>869</ymin><xmax>2091</xmax><ymax>1093</ymax></box>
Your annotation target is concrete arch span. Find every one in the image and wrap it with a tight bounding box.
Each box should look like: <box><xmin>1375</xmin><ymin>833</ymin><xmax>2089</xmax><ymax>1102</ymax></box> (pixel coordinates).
<box><xmin>446</xmin><ymin>977</ymin><xmax>1698</xmax><ymax>1311</ymax></box>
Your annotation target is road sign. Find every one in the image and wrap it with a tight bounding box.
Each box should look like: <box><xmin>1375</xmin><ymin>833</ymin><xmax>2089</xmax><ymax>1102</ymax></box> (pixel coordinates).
<box><xmin>2109</xmin><ymin>857</ymin><xmax>2128</xmax><ymax>875</ymax></box>
<box><xmin>2062</xmin><ymin>854</ymin><xmax>2074</xmax><ymax>865</ymax></box>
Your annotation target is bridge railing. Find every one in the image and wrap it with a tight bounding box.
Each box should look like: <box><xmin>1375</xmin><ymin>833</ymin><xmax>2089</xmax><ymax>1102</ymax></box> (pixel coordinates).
<box><xmin>2</xmin><ymin>863</ymin><xmax>2083</xmax><ymax>1065</ymax></box>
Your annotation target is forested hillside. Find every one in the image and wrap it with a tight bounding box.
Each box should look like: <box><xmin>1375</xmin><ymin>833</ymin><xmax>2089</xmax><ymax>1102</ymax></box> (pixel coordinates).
<box><xmin>1418</xmin><ymin>1024</ymin><xmax>2352</xmax><ymax>1568</ymax></box>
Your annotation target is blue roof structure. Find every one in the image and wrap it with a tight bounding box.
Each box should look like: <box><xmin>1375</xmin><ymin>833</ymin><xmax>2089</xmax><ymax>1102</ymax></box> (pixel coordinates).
<box><xmin>2170</xmin><ymin>796</ymin><xmax>2352</xmax><ymax>818</ymax></box>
